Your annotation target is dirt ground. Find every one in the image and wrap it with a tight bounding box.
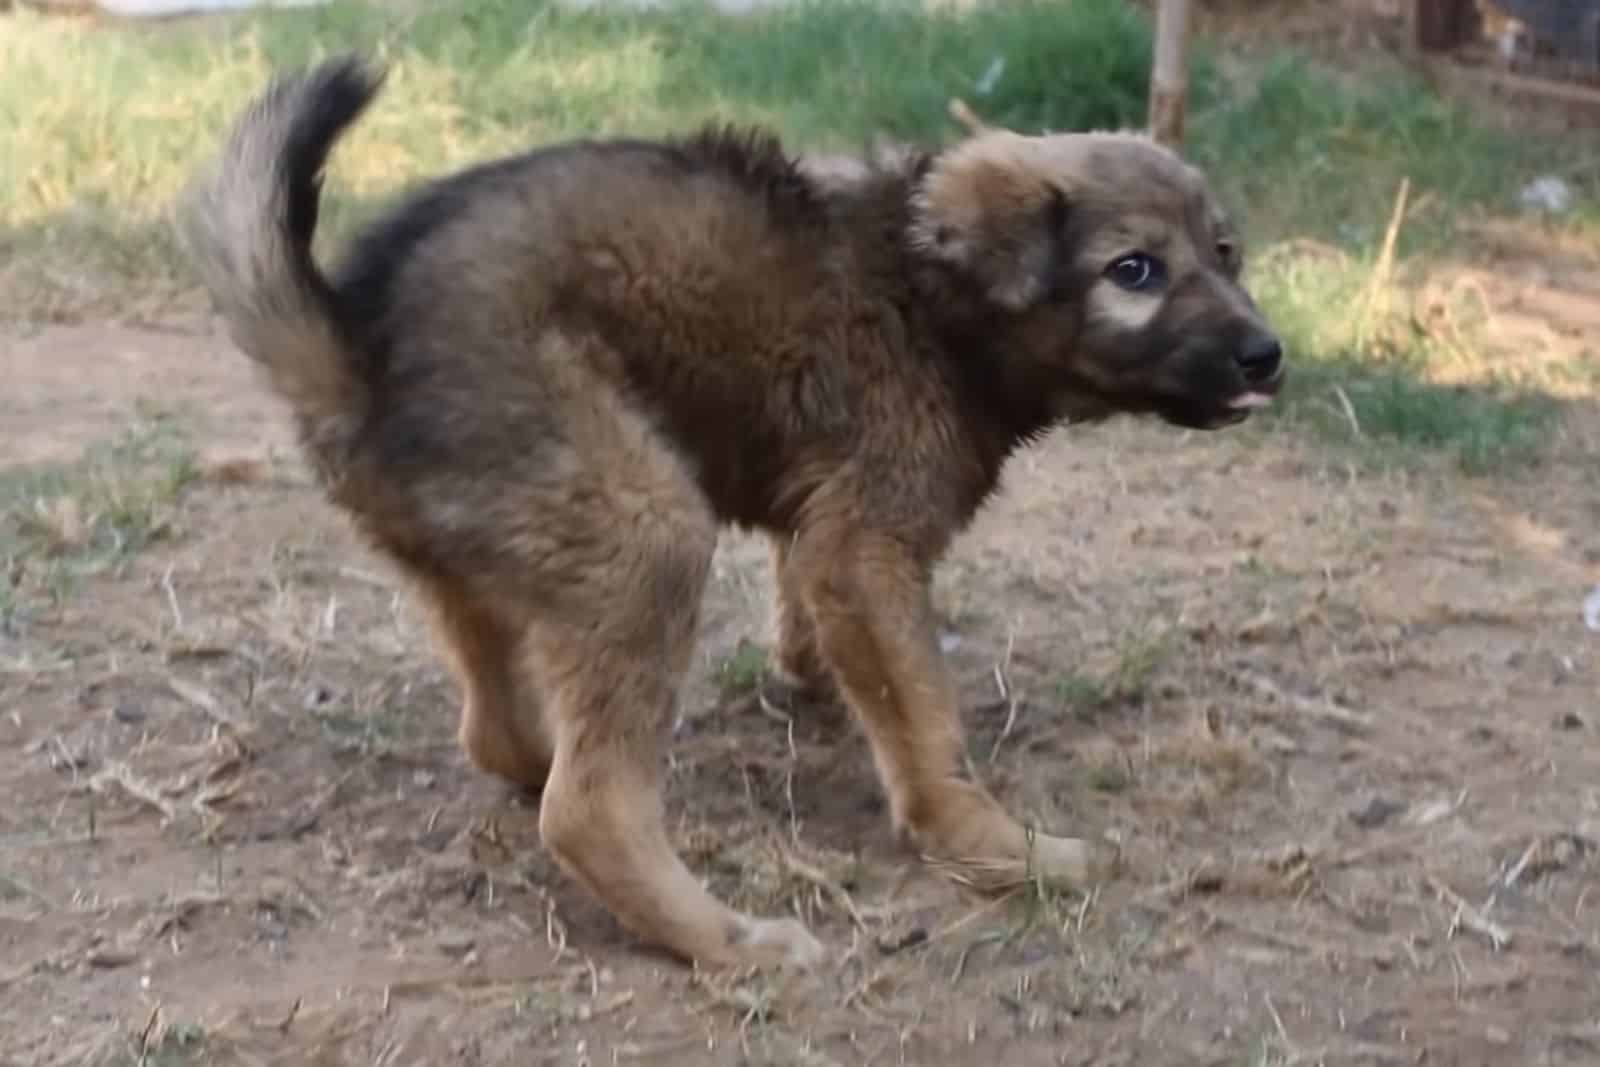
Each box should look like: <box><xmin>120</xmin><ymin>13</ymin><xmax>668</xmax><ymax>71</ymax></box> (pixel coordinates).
<box><xmin>4</xmin><ymin>9</ymin><xmax>1600</xmax><ymax>1042</ymax></box>
<box><xmin>3</xmin><ymin>226</ymin><xmax>1598</xmax><ymax>1067</ymax></box>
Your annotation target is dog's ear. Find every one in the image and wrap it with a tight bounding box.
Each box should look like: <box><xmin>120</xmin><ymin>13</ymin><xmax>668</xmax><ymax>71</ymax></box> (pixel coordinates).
<box><xmin>909</xmin><ymin>132</ymin><xmax>1069</xmax><ymax>312</ymax></box>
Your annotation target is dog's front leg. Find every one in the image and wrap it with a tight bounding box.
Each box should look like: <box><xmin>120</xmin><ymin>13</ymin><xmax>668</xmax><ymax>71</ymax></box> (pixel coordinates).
<box><xmin>789</xmin><ymin>526</ymin><xmax>1119</xmax><ymax>893</ymax></box>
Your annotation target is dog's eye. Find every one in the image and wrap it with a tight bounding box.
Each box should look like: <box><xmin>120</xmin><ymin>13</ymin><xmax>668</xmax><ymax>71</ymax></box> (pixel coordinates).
<box><xmin>1106</xmin><ymin>253</ymin><xmax>1164</xmax><ymax>292</ymax></box>
<box><xmin>1216</xmin><ymin>239</ymin><xmax>1236</xmax><ymax>264</ymax></box>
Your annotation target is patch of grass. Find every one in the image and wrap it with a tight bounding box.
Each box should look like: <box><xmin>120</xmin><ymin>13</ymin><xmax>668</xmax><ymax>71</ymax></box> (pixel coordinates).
<box><xmin>1055</xmin><ymin>628</ymin><xmax>1173</xmax><ymax>716</ymax></box>
<box><xmin>0</xmin><ymin>412</ymin><xmax>197</xmax><ymax>617</ymax></box>
<box><xmin>1</xmin><ymin>0</ymin><xmax>1176</xmax><ymax>320</ymax></box>
<box><xmin>3</xmin><ymin>0</ymin><xmax>1591</xmax><ymax>470</ymax></box>
<box><xmin>1245</xmin><ymin>249</ymin><xmax>1563</xmax><ymax>473</ymax></box>
<box><xmin>1188</xmin><ymin>53</ymin><xmax>1575</xmax><ymax>252</ymax></box>
<box><xmin>140</xmin><ymin>1020</ymin><xmax>207</xmax><ymax>1067</ymax></box>
<box><xmin>1187</xmin><ymin>54</ymin><xmax>1590</xmax><ymax>473</ymax></box>
<box><xmin>715</xmin><ymin>638</ymin><xmax>769</xmax><ymax>698</ymax></box>
<box><xmin>1284</xmin><ymin>361</ymin><xmax>1558</xmax><ymax>475</ymax></box>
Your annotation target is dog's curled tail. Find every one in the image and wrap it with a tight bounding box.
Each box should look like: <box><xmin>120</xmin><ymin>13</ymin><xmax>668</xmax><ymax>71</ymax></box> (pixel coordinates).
<box><xmin>176</xmin><ymin>55</ymin><xmax>384</xmax><ymax>470</ymax></box>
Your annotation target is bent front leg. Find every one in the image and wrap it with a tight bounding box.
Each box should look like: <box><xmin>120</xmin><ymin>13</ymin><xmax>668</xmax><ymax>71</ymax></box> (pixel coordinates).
<box><xmin>791</xmin><ymin>526</ymin><xmax>1117</xmax><ymax>892</ymax></box>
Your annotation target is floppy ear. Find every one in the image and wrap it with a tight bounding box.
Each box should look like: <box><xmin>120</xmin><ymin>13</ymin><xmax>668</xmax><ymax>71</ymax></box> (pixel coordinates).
<box><xmin>908</xmin><ymin>132</ymin><xmax>1068</xmax><ymax>312</ymax></box>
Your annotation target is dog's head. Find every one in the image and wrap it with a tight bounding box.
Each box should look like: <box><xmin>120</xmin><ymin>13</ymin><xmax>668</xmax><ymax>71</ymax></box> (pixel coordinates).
<box><xmin>909</xmin><ymin>123</ymin><xmax>1283</xmax><ymax>431</ymax></box>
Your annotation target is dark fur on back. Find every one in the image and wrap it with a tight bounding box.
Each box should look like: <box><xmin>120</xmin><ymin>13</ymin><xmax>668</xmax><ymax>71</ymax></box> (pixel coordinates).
<box><xmin>668</xmin><ymin>123</ymin><xmax>829</xmax><ymax>226</ymax></box>
<box><xmin>334</xmin><ymin>124</ymin><xmax>828</xmax><ymax>394</ymax></box>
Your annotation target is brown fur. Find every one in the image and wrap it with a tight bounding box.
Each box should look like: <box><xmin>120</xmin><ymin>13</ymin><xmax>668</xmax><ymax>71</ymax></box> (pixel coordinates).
<box><xmin>176</xmin><ymin>56</ymin><xmax>1283</xmax><ymax>970</ymax></box>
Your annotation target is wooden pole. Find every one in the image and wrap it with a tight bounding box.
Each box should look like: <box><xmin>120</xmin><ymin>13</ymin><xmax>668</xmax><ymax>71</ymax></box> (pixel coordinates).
<box><xmin>1148</xmin><ymin>0</ymin><xmax>1193</xmax><ymax>149</ymax></box>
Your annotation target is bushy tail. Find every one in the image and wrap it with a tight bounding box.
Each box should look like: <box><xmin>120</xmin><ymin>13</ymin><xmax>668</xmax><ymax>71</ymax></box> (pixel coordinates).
<box><xmin>175</xmin><ymin>55</ymin><xmax>385</xmax><ymax>469</ymax></box>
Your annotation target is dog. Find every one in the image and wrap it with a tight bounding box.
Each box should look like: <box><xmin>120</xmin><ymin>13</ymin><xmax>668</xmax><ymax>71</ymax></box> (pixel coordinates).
<box><xmin>176</xmin><ymin>55</ymin><xmax>1284</xmax><ymax>970</ymax></box>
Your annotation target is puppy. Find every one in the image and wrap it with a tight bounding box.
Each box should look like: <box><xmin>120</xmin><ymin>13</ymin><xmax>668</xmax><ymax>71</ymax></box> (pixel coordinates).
<box><xmin>177</xmin><ymin>56</ymin><xmax>1283</xmax><ymax>969</ymax></box>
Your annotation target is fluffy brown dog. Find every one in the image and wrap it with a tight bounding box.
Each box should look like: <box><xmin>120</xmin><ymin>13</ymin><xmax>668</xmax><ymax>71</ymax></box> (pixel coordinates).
<box><xmin>177</xmin><ymin>56</ymin><xmax>1284</xmax><ymax>970</ymax></box>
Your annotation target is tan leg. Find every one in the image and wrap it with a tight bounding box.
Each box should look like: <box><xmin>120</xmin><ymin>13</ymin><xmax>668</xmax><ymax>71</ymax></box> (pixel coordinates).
<box><xmin>791</xmin><ymin>526</ymin><xmax>1119</xmax><ymax>893</ymax></box>
<box><xmin>529</xmin><ymin>614</ymin><xmax>824</xmax><ymax>969</ymax></box>
<box><xmin>415</xmin><ymin>570</ymin><xmax>552</xmax><ymax>790</ymax></box>
<box><xmin>767</xmin><ymin>535</ymin><xmax>833</xmax><ymax>697</ymax></box>
<box><xmin>761</xmin><ymin>535</ymin><xmax>842</xmax><ymax>724</ymax></box>
<box><xmin>451</xmin><ymin>361</ymin><xmax>824</xmax><ymax>970</ymax></box>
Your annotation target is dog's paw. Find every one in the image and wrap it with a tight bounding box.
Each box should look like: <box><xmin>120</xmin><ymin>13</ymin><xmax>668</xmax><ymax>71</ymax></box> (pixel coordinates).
<box><xmin>1028</xmin><ymin>831</ymin><xmax>1122</xmax><ymax>889</ymax></box>
<box><xmin>726</xmin><ymin>916</ymin><xmax>828</xmax><ymax>970</ymax></box>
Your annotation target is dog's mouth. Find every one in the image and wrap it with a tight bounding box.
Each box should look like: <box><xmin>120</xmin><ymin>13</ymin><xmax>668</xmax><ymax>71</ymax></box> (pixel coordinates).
<box><xmin>1164</xmin><ymin>387</ymin><xmax>1278</xmax><ymax>431</ymax></box>
<box><xmin>1226</xmin><ymin>390</ymin><xmax>1276</xmax><ymax>411</ymax></box>
<box><xmin>1222</xmin><ymin>367</ymin><xmax>1286</xmax><ymax>415</ymax></box>
<box><xmin>1148</xmin><ymin>361</ymin><xmax>1287</xmax><ymax>431</ymax></box>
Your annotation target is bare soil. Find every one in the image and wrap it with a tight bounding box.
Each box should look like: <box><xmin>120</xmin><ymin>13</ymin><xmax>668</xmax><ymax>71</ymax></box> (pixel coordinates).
<box><xmin>2</xmin><ymin>239</ymin><xmax>1598</xmax><ymax>1066</ymax></box>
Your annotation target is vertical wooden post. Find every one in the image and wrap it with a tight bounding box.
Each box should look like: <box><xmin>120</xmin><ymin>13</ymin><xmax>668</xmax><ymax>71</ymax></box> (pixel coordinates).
<box><xmin>1410</xmin><ymin>0</ymin><xmax>1476</xmax><ymax>53</ymax></box>
<box><xmin>1148</xmin><ymin>0</ymin><xmax>1193</xmax><ymax>149</ymax></box>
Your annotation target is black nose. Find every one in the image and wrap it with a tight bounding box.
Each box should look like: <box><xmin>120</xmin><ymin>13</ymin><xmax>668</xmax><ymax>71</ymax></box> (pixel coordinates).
<box><xmin>1236</xmin><ymin>334</ymin><xmax>1282</xmax><ymax>385</ymax></box>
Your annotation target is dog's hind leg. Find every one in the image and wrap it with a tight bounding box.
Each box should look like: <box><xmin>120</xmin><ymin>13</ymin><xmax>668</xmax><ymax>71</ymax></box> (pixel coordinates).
<box><xmin>414</xmin><ymin>570</ymin><xmax>553</xmax><ymax>791</ymax></box>
<box><xmin>528</xmin><ymin>606</ymin><xmax>824</xmax><ymax>969</ymax></box>
<box><xmin>463</xmin><ymin>350</ymin><xmax>824</xmax><ymax>970</ymax></box>
<box><xmin>760</xmin><ymin>535</ymin><xmax>842</xmax><ymax>720</ymax></box>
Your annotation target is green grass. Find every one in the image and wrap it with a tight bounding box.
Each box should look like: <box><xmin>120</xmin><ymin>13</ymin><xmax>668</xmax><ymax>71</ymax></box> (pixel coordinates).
<box><xmin>716</xmin><ymin>638</ymin><xmax>769</xmax><ymax>698</ymax></box>
<box><xmin>1243</xmin><ymin>247</ymin><xmax>1566</xmax><ymax>473</ymax></box>
<box><xmin>1054</xmin><ymin>626</ymin><xmax>1172</xmax><ymax>719</ymax></box>
<box><xmin>0</xmin><ymin>412</ymin><xmax>197</xmax><ymax>622</ymax></box>
<box><xmin>2</xmin><ymin>0</ymin><xmax>1594</xmax><ymax>471</ymax></box>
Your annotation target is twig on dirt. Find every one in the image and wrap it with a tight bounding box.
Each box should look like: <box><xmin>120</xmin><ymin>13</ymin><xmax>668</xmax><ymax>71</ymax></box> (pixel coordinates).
<box><xmin>1502</xmin><ymin>833</ymin><xmax>1593</xmax><ymax>889</ymax></box>
<box><xmin>989</xmin><ymin>703</ymin><xmax>1026</xmax><ymax>762</ymax></box>
<box><xmin>0</xmin><ymin>961</ymin><xmax>40</xmax><ymax>991</ymax></box>
<box><xmin>1264</xmin><ymin>992</ymin><xmax>1299</xmax><ymax>1060</ymax></box>
<box><xmin>613</xmin><ymin>1036</ymin><xmax>705</xmax><ymax>1060</ymax></box>
<box><xmin>583</xmin><ymin>954</ymin><xmax>601</xmax><ymax>1001</ymax></box>
<box><xmin>781</xmin><ymin>850</ymin><xmax>867</xmax><ymax>931</ymax></box>
<box><xmin>924</xmin><ymin>893</ymin><xmax>1016</xmax><ymax>950</ymax></box>
<box><xmin>1229</xmin><ymin>669</ymin><xmax>1373</xmax><ymax>733</ymax></box>
<box><xmin>1504</xmin><ymin>837</ymin><xmax>1546</xmax><ymax>890</ymax></box>
<box><xmin>380</xmin><ymin>970</ymin><xmax>563</xmax><ymax>999</ymax></box>
<box><xmin>92</xmin><ymin>762</ymin><xmax>178</xmax><ymax>822</ymax></box>
<box><xmin>543</xmin><ymin>894</ymin><xmax>569</xmax><ymax>963</ymax></box>
<box><xmin>784</xmin><ymin>716</ymin><xmax>800</xmax><ymax>845</ymax></box>
<box><xmin>691</xmin><ymin>967</ymin><xmax>780</xmax><ymax>1027</ymax></box>
<box><xmin>1074</xmin><ymin>885</ymin><xmax>1099</xmax><ymax>934</ymax></box>
<box><xmin>1197</xmin><ymin>908</ymin><xmax>1330</xmax><ymax>959</ymax></box>
<box><xmin>48</xmin><ymin>735</ymin><xmax>86</xmax><ymax>782</ymax></box>
<box><xmin>167</xmin><ymin>676</ymin><xmax>250</xmax><ymax>734</ymax></box>
<box><xmin>949</xmin><ymin>929</ymin><xmax>1008</xmax><ymax>985</ymax></box>
<box><xmin>1426</xmin><ymin>874</ymin><xmax>1513</xmax><ymax>950</ymax></box>
<box><xmin>0</xmin><ymin>657</ymin><xmax>75</xmax><ymax>675</ymax></box>
<box><xmin>161</xmin><ymin>564</ymin><xmax>185</xmax><ymax>632</ymax></box>
<box><xmin>135</xmin><ymin>1001</ymin><xmax>162</xmax><ymax>1067</ymax></box>
<box><xmin>987</xmin><ymin>630</ymin><xmax>1022</xmax><ymax>764</ymax></box>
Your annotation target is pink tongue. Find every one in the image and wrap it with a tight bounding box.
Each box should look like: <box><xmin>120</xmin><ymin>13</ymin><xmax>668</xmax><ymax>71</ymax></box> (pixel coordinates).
<box><xmin>1228</xmin><ymin>392</ymin><xmax>1274</xmax><ymax>410</ymax></box>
